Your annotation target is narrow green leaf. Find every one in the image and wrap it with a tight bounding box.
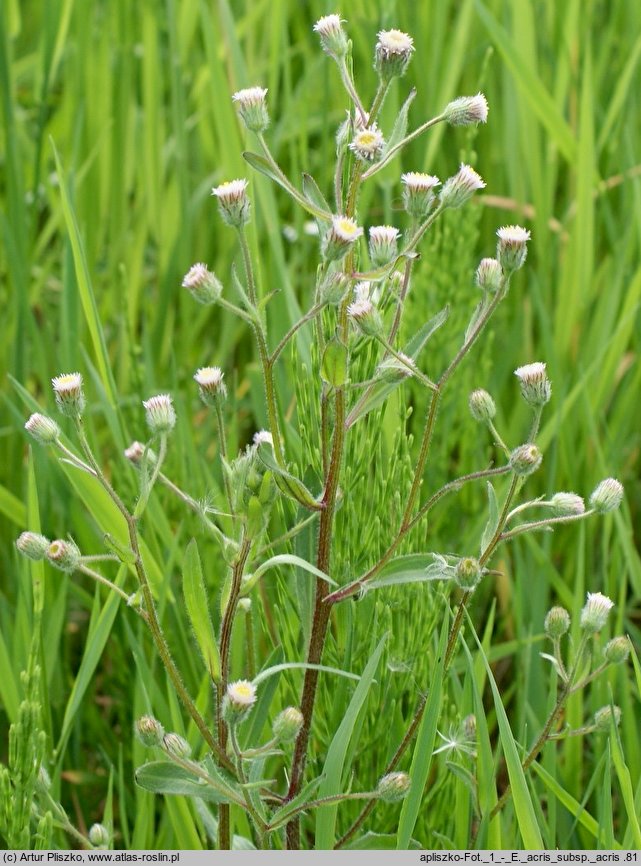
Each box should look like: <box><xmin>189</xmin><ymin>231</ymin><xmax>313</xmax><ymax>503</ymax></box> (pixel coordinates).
<box><xmin>302</xmin><ymin>172</ymin><xmax>332</xmax><ymax>222</ymax></box>
<box><xmin>243</xmin><ymin>151</ymin><xmax>330</xmax><ymax>220</ymax></box>
<box><xmin>480</xmin><ymin>481</ymin><xmax>499</xmax><ymax>553</ymax></box>
<box><xmin>182</xmin><ymin>539</ymin><xmax>221</xmax><ymax>683</ymax></box>
<box><xmin>0</xmin><ymin>483</ymin><xmax>26</xmax><ymax>526</ymax></box>
<box><xmin>267</xmin><ymin>776</ymin><xmax>324</xmax><ymax>830</ymax></box>
<box><xmin>366</xmin><ymin>553</ymin><xmax>457</xmax><ymax>591</ymax></box>
<box><xmin>470</xmin><ymin>620</ymin><xmax>544</xmax><ymax>848</ymax></box>
<box><xmin>405</xmin><ymin>305</ymin><xmax>450</xmax><ymax>359</ymax></box>
<box><xmin>383</xmin><ymin>88</ymin><xmax>417</xmax><ymax>155</ymax></box>
<box><xmin>243</xmin><ymin>553</ymin><xmax>336</xmax><ymax>596</ymax></box>
<box><xmin>396</xmin><ymin>618</ymin><xmax>447</xmax><ymax>849</ymax></box>
<box><xmin>610</xmin><ymin>718</ymin><xmax>641</xmax><ymax>847</ymax></box>
<box><xmin>252</xmin><ymin>662</ymin><xmax>361</xmax><ymax>687</ymax></box>
<box><xmin>315</xmin><ymin>634</ymin><xmax>387</xmax><ymax>849</ymax></box>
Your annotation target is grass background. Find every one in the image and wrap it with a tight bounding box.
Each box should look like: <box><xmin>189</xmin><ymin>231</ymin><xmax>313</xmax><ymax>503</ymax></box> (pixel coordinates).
<box><xmin>1</xmin><ymin>0</ymin><xmax>641</xmax><ymax>850</ymax></box>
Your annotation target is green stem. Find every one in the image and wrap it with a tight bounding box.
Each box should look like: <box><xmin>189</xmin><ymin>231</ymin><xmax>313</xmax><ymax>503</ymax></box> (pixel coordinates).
<box><xmin>270</xmin><ymin>303</ymin><xmax>326</xmax><ymax>366</ymax></box>
<box><xmin>134</xmin><ymin>434</ymin><xmax>167</xmax><ymax>518</ymax></box>
<box><xmin>337</xmin><ymin>58</ymin><xmax>367</xmax><ymax>123</ymax></box>
<box><xmin>361</xmin><ymin>114</ymin><xmax>446</xmax><ymax>180</ymax></box>
<box><xmin>499</xmin><ymin>510</ymin><xmax>593</xmax><ymax>543</ymax></box>
<box><xmin>256</xmin><ymin>133</ymin><xmax>329</xmax><ymax>219</ymax></box>
<box><xmin>78</xmin><ymin>564</ymin><xmax>139</xmax><ymax>608</ymax></box>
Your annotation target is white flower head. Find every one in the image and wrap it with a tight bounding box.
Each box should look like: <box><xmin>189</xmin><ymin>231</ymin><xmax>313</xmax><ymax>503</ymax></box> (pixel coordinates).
<box><xmin>194</xmin><ymin>366</ymin><xmax>226</xmax><ymax>405</ymax></box>
<box><xmin>580</xmin><ymin>591</ymin><xmax>614</xmax><ymax>634</ymax></box>
<box><xmin>368</xmin><ymin>225</ymin><xmax>401</xmax><ymax>266</ymax></box>
<box><xmin>212</xmin><ymin>179</ymin><xmax>251</xmax><ymax>227</ymax></box>
<box><xmin>514</xmin><ymin>361</ymin><xmax>551</xmax><ymax>406</ymax></box>
<box><xmin>223</xmin><ymin>679</ymin><xmax>258</xmax><ymax>723</ymax></box>
<box><xmin>322</xmin><ymin>216</ymin><xmax>363</xmax><ymax>262</ymax></box>
<box><xmin>440</xmin><ymin>164</ymin><xmax>485</xmax><ymax>209</ymax></box>
<box><xmin>182</xmin><ymin>262</ymin><xmax>222</xmax><ymax>304</ymax></box>
<box><xmin>496</xmin><ymin>225</ymin><xmax>531</xmax><ymax>272</ymax></box>
<box><xmin>375</xmin><ymin>29</ymin><xmax>414</xmax><ymax>80</ymax></box>
<box><xmin>232</xmin><ymin>86</ymin><xmax>269</xmax><ymax>132</ymax></box>
<box><xmin>143</xmin><ymin>394</ymin><xmax>176</xmax><ymax>435</ymax></box>
<box><xmin>401</xmin><ymin>172</ymin><xmax>440</xmax><ymax>217</ymax></box>
<box><xmin>349</xmin><ymin>125</ymin><xmax>385</xmax><ymax>162</ymax></box>
<box><xmin>313</xmin><ymin>14</ymin><xmax>348</xmax><ymax>58</ymax></box>
<box><xmin>253</xmin><ymin>430</ymin><xmax>273</xmax><ymax>448</ymax></box>
<box><xmin>443</xmin><ymin>93</ymin><xmax>489</xmax><ymax>126</ymax></box>
<box><xmin>52</xmin><ymin>372</ymin><xmax>85</xmax><ymax>417</ymax></box>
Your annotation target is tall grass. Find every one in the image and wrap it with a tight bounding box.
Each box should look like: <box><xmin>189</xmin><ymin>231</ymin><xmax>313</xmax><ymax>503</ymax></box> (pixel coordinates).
<box><xmin>1</xmin><ymin>0</ymin><xmax>640</xmax><ymax>849</ymax></box>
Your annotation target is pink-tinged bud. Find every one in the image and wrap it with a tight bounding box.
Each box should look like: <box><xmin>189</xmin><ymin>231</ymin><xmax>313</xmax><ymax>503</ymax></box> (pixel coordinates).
<box><xmin>514</xmin><ymin>362</ymin><xmax>551</xmax><ymax>406</ymax></box>
<box><xmin>162</xmin><ymin>732</ymin><xmax>192</xmax><ymax>759</ymax></box>
<box><xmin>594</xmin><ymin>705</ymin><xmax>621</xmax><ymax>732</ymax></box>
<box><xmin>313</xmin><ymin>14</ymin><xmax>348</xmax><ymax>58</ymax></box>
<box><xmin>440</xmin><ymin>164</ymin><xmax>485</xmax><ymax>209</ymax></box>
<box><xmin>143</xmin><ymin>394</ymin><xmax>176</xmax><ymax>435</ymax></box>
<box><xmin>544</xmin><ymin>606</ymin><xmax>570</xmax><ymax>639</ymax></box>
<box><xmin>443</xmin><ymin>93</ymin><xmax>489</xmax><ymax>126</ymax></box>
<box><xmin>401</xmin><ymin>172</ymin><xmax>440</xmax><ymax>218</ymax></box>
<box><xmin>25</xmin><ymin>413</ymin><xmax>60</xmax><ymax>445</ymax></box>
<box><xmin>496</xmin><ymin>225</ymin><xmax>530</xmax><ymax>273</ymax></box>
<box><xmin>377</xmin><ymin>771</ymin><xmax>411</xmax><ymax>802</ymax></box>
<box><xmin>349</xmin><ymin>125</ymin><xmax>385</xmax><ymax>163</ymax></box>
<box><xmin>16</xmin><ymin>531</ymin><xmax>50</xmax><ymax>561</ymax></box>
<box><xmin>253</xmin><ymin>430</ymin><xmax>273</xmax><ymax>448</ymax></box>
<box><xmin>51</xmin><ymin>372</ymin><xmax>85</xmax><ymax>417</ymax></box>
<box><xmin>321</xmin><ymin>215</ymin><xmax>363</xmax><ymax>263</ymax></box>
<box><xmin>604</xmin><ymin>636</ymin><xmax>630</xmax><ymax>665</ymax></box>
<box><xmin>550</xmin><ymin>492</ymin><xmax>585</xmax><ymax>517</ymax></box>
<box><xmin>475</xmin><ymin>258</ymin><xmax>503</xmax><ymax>293</ymax></box>
<box><xmin>580</xmin><ymin>591</ymin><xmax>614</xmax><ymax>633</ymax></box>
<box><xmin>272</xmin><ymin>707</ymin><xmax>304</xmax><ymax>744</ymax></box>
<box><xmin>347</xmin><ymin>297</ymin><xmax>382</xmax><ymax>337</ymax></box>
<box><xmin>232</xmin><ymin>86</ymin><xmax>269</xmax><ymax>132</ymax></box>
<box><xmin>124</xmin><ymin>441</ymin><xmax>157</xmax><ymax>466</ymax></box>
<box><xmin>212</xmin><ymin>179</ymin><xmax>251</xmax><ymax>228</ymax></box>
<box><xmin>194</xmin><ymin>366</ymin><xmax>227</xmax><ymax>406</ymax></box>
<box><xmin>374</xmin><ymin>29</ymin><xmax>414</xmax><ymax>81</ymax></box>
<box><xmin>135</xmin><ymin>715</ymin><xmax>165</xmax><ymax>747</ymax></box>
<box><xmin>181</xmin><ymin>263</ymin><xmax>222</xmax><ymax>305</ymax></box>
<box><xmin>47</xmin><ymin>538</ymin><xmax>82</xmax><ymax>573</ymax></box>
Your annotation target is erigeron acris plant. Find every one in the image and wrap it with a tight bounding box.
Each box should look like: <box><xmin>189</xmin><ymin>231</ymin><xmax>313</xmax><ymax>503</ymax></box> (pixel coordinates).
<box><xmin>12</xmin><ymin>12</ymin><xmax>628</xmax><ymax>851</ymax></box>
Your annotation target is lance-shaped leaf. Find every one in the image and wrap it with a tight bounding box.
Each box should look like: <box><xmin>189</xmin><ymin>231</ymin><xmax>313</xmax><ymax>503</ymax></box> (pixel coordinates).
<box><xmin>480</xmin><ymin>481</ymin><xmax>500</xmax><ymax>553</ymax></box>
<box><xmin>241</xmin><ymin>553</ymin><xmax>336</xmax><ymax>597</ymax></box>
<box><xmin>256</xmin><ymin>443</ymin><xmax>323</xmax><ymax>511</ymax></box>
<box><xmin>364</xmin><ymin>553</ymin><xmax>459</xmax><ymax>592</ymax></box>
<box><xmin>135</xmin><ymin>762</ymin><xmax>240</xmax><ymax>805</ymax></box>
<box><xmin>346</xmin><ymin>306</ymin><xmax>449</xmax><ymax>428</ymax></box>
<box><xmin>243</xmin><ymin>152</ymin><xmax>331</xmax><ymax>220</ymax></box>
<box><xmin>182</xmin><ymin>539</ymin><xmax>221</xmax><ymax>683</ymax></box>
<box><xmin>383</xmin><ymin>87</ymin><xmax>417</xmax><ymax>156</ymax></box>
<box><xmin>302</xmin><ymin>172</ymin><xmax>333</xmax><ymax>235</ymax></box>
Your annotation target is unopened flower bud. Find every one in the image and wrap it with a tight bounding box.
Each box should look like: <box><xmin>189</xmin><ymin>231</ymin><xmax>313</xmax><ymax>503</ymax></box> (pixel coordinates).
<box><xmin>401</xmin><ymin>172</ymin><xmax>440</xmax><ymax>218</ymax></box>
<box><xmin>368</xmin><ymin>225</ymin><xmax>400</xmax><ymax>267</ymax></box>
<box><xmin>462</xmin><ymin>714</ymin><xmax>476</xmax><ymax>740</ymax></box>
<box><xmin>194</xmin><ymin>366</ymin><xmax>227</xmax><ymax>406</ymax></box>
<box><xmin>162</xmin><ymin>732</ymin><xmax>192</xmax><ymax>760</ymax></box>
<box><xmin>377</xmin><ymin>771</ymin><xmax>411</xmax><ymax>802</ymax></box>
<box><xmin>514</xmin><ymin>362</ymin><xmax>551</xmax><ymax>407</ymax></box>
<box><xmin>313</xmin><ymin>14</ymin><xmax>348</xmax><ymax>59</ymax></box>
<box><xmin>182</xmin><ymin>263</ymin><xmax>223</xmax><ymax>305</ymax></box>
<box><xmin>24</xmin><ymin>412</ymin><xmax>60</xmax><ymax>445</ymax></box>
<box><xmin>496</xmin><ymin>225</ymin><xmax>530</xmax><ymax>273</ymax></box>
<box><xmin>88</xmin><ymin>823</ymin><xmax>109</xmax><ymax>849</ymax></box>
<box><xmin>510</xmin><ymin>443</ymin><xmax>542</xmax><ymax>476</ymax></box>
<box><xmin>442</xmin><ymin>93</ymin><xmax>489</xmax><ymax>126</ymax></box>
<box><xmin>455</xmin><ymin>557</ymin><xmax>482</xmax><ymax>591</ymax></box>
<box><xmin>52</xmin><ymin>372</ymin><xmax>85</xmax><ymax>417</ymax></box>
<box><xmin>589</xmin><ymin>478</ymin><xmax>624</xmax><ymax>514</ymax></box>
<box><xmin>475</xmin><ymin>258</ymin><xmax>503</xmax><ymax>293</ymax></box>
<box><xmin>349</xmin><ymin>125</ymin><xmax>385</xmax><ymax>163</ymax></box>
<box><xmin>232</xmin><ymin>86</ymin><xmax>269</xmax><ymax>133</ymax></box>
<box><xmin>222</xmin><ymin>679</ymin><xmax>257</xmax><ymax>724</ymax></box>
<box><xmin>544</xmin><ymin>606</ymin><xmax>570</xmax><ymax>639</ymax></box>
<box><xmin>322</xmin><ymin>215</ymin><xmax>363</xmax><ymax>263</ymax></box>
<box><xmin>143</xmin><ymin>394</ymin><xmax>176</xmax><ymax>435</ymax></box>
<box><xmin>550</xmin><ymin>492</ymin><xmax>585</xmax><ymax>517</ymax></box>
<box><xmin>440</xmin><ymin>164</ymin><xmax>485</xmax><ymax>209</ymax></box>
<box><xmin>237</xmin><ymin>598</ymin><xmax>252</xmax><ymax>613</ymax></box>
<box><xmin>320</xmin><ymin>272</ymin><xmax>350</xmax><ymax>305</ymax></box>
<box><xmin>347</xmin><ymin>297</ymin><xmax>382</xmax><ymax>336</ymax></box>
<box><xmin>593</xmin><ymin>705</ymin><xmax>621</xmax><ymax>733</ymax></box>
<box><xmin>212</xmin><ymin>179</ymin><xmax>251</xmax><ymax>228</ymax></box>
<box><xmin>580</xmin><ymin>591</ymin><xmax>614</xmax><ymax>634</ymax></box>
<box><xmin>124</xmin><ymin>441</ymin><xmax>157</xmax><ymax>466</ymax></box>
<box><xmin>253</xmin><ymin>430</ymin><xmax>273</xmax><ymax>448</ymax></box>
<box><xmin>604</xmin><ymin>636</ymin><xmax>630</xmax><ymax>665</ymax></box>
<box><xmin>468</xmin><ymin>389</ymin><xmax>496</xmax><ymax>422</ymax></box>
<box><xmin>272</xmin><ymin>707</ymin><xmax>304</xmax><ymax>744</ymax></box>
<box><xmin>16</xmin><ymin>531</ymin><xmax>50</xmax><ymax>561</ymax></box>
<box><xmin>374</xmin><ymin>29</ymin><xmax>414</xmax><ymax>82</ymax></box>
<box><xmin>47</xmin><ymin>538</ymin><xmax>81</xmax><ymax>573</ymax></box>
<box><xmin>38</xmin><ymin>765</ymin><xmax>51</xmax><ymax>790</ymax></box>
<box><xmin>135</xmin><ymin>715</ymin><xmax>165</xmax><ymax>747</ymax></box>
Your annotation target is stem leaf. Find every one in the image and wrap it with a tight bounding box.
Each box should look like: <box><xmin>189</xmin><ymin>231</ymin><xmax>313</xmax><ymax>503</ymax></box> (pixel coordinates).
<box><xmin>481</xmin><ymin>481</ymin><xmax>499</xmax><ymax>553</ymax></box>
<box><xmin>256</xmin><ymin>443</ymin><xmax>323</xmax><ymax>511</ymax></box>
<box><xmin>135</xmin><ymin>761</ymin><xmax>235</xmax><ymax>804</ymax></box>
<box><xmin>182</xmin><ymin>539</ymin><xmax>221</xmax><ymax>683</ymax></box>
<box><xmin>321</xmin><ymin>337</ymin><xmax>348</xmax><ymax>387</ymax></box>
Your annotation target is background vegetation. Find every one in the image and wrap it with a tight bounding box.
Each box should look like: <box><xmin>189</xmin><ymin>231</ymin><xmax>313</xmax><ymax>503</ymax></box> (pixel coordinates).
<box><xmin>1</xmin><ymin>0</ymin><xmax>640</xmax><ymax>850</ymax></box>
